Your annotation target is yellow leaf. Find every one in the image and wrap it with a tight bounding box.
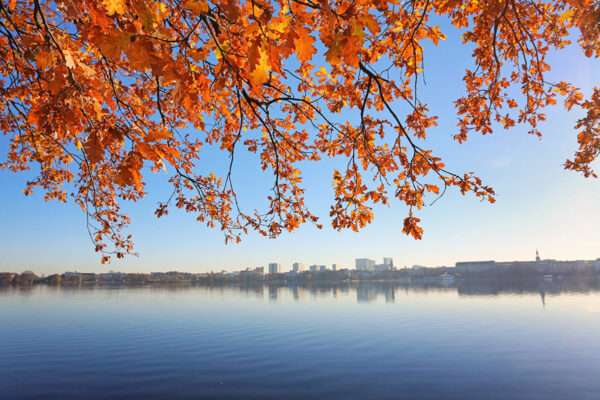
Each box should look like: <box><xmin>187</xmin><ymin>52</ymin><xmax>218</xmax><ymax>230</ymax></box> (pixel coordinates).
<box><xmin>64</xmin><ymin>49</ymin><xmax>76</xmax><ymax>69</ymax></box>
<box><xmin>248</xmin><ymin>40</ymin><xmax>269</xmax><ymax>87</ymax></box>
<box><xmin>183</xmin><ymin>0</ymin><xmax>208</xmax><ymax>14</ymax></box>
<box><xmin>103</xmin><ymin>0</ymin><xmax>126</xmax><ymax>15</ymax></box>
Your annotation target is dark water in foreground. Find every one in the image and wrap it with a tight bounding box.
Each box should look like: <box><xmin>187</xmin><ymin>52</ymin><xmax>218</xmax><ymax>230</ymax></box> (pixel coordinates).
<box><xmin>1</xmin><ymin>280</ymin><xmax>600</xmax><ymax>399</ymax></box>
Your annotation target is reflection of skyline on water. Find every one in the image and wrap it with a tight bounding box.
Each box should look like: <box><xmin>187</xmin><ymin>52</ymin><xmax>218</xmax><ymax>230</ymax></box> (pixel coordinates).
<box><xmin>260</xmin><ymin>278</ymin><xmax>598</xmax><ymax>305</ymax></box>
<box><xmin>3</xmin><ymin>278</ymin><xmax>598</xmax><ymax>307</ymax></box>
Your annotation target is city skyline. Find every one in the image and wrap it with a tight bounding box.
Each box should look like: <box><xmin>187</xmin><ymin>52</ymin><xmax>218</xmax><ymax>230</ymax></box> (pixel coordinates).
<box><xmin>3</xmin><ymin>251</ymin><xmax>598</xmax><ymax>276</ymax></box>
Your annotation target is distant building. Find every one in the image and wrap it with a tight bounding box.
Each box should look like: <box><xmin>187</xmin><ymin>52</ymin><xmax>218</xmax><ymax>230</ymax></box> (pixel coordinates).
<box><xmin>456</xmin><ymin>261</ymin><xmax>495</xmax><ymax>274</ymax></box>
<box><xmin>374</xmin><ymin>264</ymin><xmax>391</xmax><ymax>271</ymax></box>
<box><xmin>409</xmin><ymin>265</ymin><xmax>426</xmax><ymax>277</ymax></box>
<box><xmin>292</xmin><ymin>263</ymin><xmax>304</xmax><ymax>272</ymax></box>
<box><xmin>0</xmin><ymin>273</ymin><xmax>16</xmax><ymax>284</ymax></box>
<box><xmin>268</xmin><ymin>263</ymin><xmax>281</xmax><ymax>274</ymax></box>
<box><xmin>355</xmin><ymin>258</ymin><xmax>376</xmax><ymax>271</ymax></box>
<box><xmin>332</xmin><ymin>264</ymin><xmax>338</xmax><ymax>271</ymax></box>
<box><xmin>80</xmin><ymin>273</ymin><xmax>97</xmax><ymax>282</ymax></box>
<box><xmin>100</xmin><ymin>272</ymin><xmax>125</xmax><ymax>281</ymax></box>
<box><xmin>239</xmin><ymin>267</ymin><xmax>264</xmax><ymax>279</ymax></box>
<box><xmin>309</xmin><ymin>265</ymin><xmax>318</xmax><ymax>272</ymax></box>
<box><xmin>319</xmin><ymin>265</ymin><xmax>326</xmax><ymax>271</ymax></box>
<box><xmin>383</xmin><ymin>257</ymin><xmax>394</xmax><ymax>268</ymax></box>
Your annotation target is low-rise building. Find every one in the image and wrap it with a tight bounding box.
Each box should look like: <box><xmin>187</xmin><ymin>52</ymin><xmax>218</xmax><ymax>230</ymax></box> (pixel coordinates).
<box><xmin>80</xmin><ymin>273</ymin><xmax>97</xmax><ymax>282</ymax></box>
<box><xmin>455</xmin><ymin>261</ymin><xmax>495</xmax><ymax>275</ymax></box>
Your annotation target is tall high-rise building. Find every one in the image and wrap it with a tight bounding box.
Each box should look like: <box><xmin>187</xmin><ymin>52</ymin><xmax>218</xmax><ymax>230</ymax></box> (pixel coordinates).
<box><xmin>309</xmin><ymin>265</ymin><xmax>318</xmax><ymax>272</ymax></box>
<box><xmin>355</xmin><ymin>258</ymin><xmax>376</xmax><ymax>271</ymax></box>
<box><xmin>319</xmin><ymin>265</ymin><xmax>326</xmax><ymax>271</ymax></box>
<box><xmin>332</xmin><ymin>264</ymin><xmax>338</xmax><ymax>271</ymax></box>
<box><xmin>383</xmin><ymin>258</ymin><xmax>394</xmax><ymax>268</ymax></box>
<box><xmin>268</xmin><ymin>263</ymin><xmax>281</xmax><ymax>274</ymax></box>
<box><xmin>293</xmin><ymin>262</ymin><xmax>304</xmax><ymax>272</ymax></box>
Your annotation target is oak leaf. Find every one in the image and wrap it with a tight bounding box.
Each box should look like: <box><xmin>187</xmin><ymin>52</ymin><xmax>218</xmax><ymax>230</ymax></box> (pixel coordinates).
<box><xmin>248</xmin><ymin>39</ymin><xmax>270</xmax><ymax>87</ymax></box>
<box><xmin>295</xmin><ymin>27</ymin><xmax>317</xmax><ymax>62</ymax></box>
<box><xmin>84</xmin><ymin>133</ymin><xmax>104</xmax><ymax>164</ymax></box>
<box><xmin>103</xmin><ymin>0</ymin><xmax>126</xmax><ymax>15</ymax></box>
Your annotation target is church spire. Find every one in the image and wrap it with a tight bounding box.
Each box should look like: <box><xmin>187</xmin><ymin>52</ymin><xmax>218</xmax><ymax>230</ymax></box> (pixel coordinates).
<box><xmin>536</xmin><ymin>249</ymin><xmax>540</xmax><ymax>262</ymax></box>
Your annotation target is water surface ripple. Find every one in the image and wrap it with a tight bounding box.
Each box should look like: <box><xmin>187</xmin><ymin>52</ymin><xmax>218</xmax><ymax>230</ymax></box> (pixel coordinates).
<box><xmin>1</xmin><ymin>281</ymin><xmax>599</xmax><ymax>399</ymax></box>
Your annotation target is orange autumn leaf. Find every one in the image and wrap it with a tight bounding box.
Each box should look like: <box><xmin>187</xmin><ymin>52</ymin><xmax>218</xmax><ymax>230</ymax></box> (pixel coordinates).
<box><xmin>248</xmin><ymin>39</ymin><xmax>270</xmax><ymax>87</ymax></box>
<box><xmin>103</xmin><ymin>0</ymin><xmax>126</xmax><ymax>15</ymax></box>
<box><xmin>295</xmin><ymin>27</ymin><xmax>317</xmax><ymax>62</ymax></box>
<box><xmin>183</xmin><ymin>0</ymin><xmax>208</xmax><ymax>15</ymax></box>
<box><xmin>84</xmin><ymin>132</ymin><xmax>104</xmax><ymax>164</ymax></box>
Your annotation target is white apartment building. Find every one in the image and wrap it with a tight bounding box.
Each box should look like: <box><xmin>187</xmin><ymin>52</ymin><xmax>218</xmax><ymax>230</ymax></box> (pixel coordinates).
<box><xmin>355</xmin><ymin>258</ymin><xmax>376</xmax><ymax>271</ymax></box>
<box><xmin>292</xmin><ymin>262</ymin><xmax>305</xmax><ymax>272</ymax></box>
<box><xmin>268</xmin><ymin>263</ymin><xmax>281</xmax><ymax>274</ymax></box>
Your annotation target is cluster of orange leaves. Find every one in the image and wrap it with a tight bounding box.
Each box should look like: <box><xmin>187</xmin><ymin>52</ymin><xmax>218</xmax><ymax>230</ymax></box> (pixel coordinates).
<box><xmin>0</xmin><ymin>0</ymin><xmax>598</xmax><ymax>262</ymax></box>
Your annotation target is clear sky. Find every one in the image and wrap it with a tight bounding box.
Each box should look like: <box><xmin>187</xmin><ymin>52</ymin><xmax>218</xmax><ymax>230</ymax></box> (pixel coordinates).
<box><xmin>1</xmin><ymin>24</ymin><xmax>599</xmax><ymax>275</ymax></box>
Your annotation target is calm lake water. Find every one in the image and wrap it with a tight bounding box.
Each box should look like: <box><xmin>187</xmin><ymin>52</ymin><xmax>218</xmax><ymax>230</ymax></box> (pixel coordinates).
<box><xmin>1</xmin><ymin>280</ymin><xmax>600</xmax><ymax>399</ymax></box>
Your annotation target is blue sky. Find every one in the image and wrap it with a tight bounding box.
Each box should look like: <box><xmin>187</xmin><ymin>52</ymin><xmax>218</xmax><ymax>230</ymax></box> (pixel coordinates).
<box><xmin>1</xmin><ymin>24</ymin><xmax>599</xmax><ymax>275</ymax></box>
